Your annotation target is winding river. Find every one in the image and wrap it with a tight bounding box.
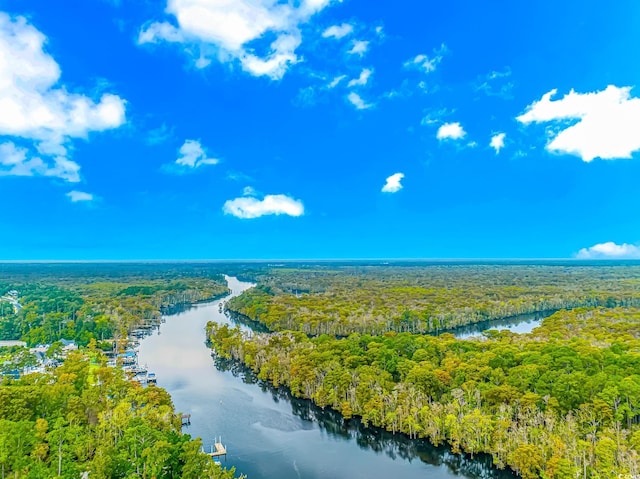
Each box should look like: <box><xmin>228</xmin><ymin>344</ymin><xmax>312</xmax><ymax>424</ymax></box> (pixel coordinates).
<box><xmin>137</xmin><ymin>276</ymin><xmax>537</xmax><ymax>479</ymax></box>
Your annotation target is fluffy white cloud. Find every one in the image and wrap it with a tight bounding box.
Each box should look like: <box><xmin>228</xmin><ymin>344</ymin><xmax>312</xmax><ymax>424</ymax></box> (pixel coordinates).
<box><xmin>175</xmin><ymin>139</ymin><xmax>219</xmax><ymax>168</ymax></box>
<box><xmin>347</xmin><ymin>68</ymin><xmax>372</xmax><ymax>88</ymax></box>
<box><xmin>404</xmin><ymin>44</ymin><xmax>447</xmax><ymax>73</ymax></box>
<box><xmin>576</xmin><ymin>242</ymin><xmax>640</xmax><ymax>259</ymax></box>
<box><xmin>490</xmin><ymin>132</ymin><xmax>506</xmax><ymax>154</ymax></box>
<box><xmin>0</xmin><ymin>14</ymin><xmax>126</xmax><ymax>182</ymax></box>
<box><xmin>139</xmin><ymin>0</ymin><xmax>335</xmax><ymax>79</ymax></box>
<box><xmin>322</xmin><ymin>23</ymin><xmax>353</xmax><ymax>39</ymax></box>
<box><xmin>347</xmin><ymin>40</ymin><xmax>369</xmax><ymax>56</ymax></box>
<box><xmin>347</xmin><ymin>92</ymin><xmax>372</xmax><ymax>110</ymax></box>
<box><xmin>66</xmin><ymin>190</ymin><xmax>94</xmax><ymax>202</ymax></box>
<box><xmin>437</xmin><ymin>122</ymin><xmax>466</xmax><ymax>140</ymax></box>
<box><xmin>223</xmin><ymin>193</ymin><xmax>304</xmax><ymax>219</ymax></box>
<box><xmin>517</xmin><ymin>85</ymin><xmax>640</xmax><ymax>162</ymax></box>
<box><xmin>381</xmin><ymin>173</ymin><xmax>404</xmax><ymax>193</ymax></box>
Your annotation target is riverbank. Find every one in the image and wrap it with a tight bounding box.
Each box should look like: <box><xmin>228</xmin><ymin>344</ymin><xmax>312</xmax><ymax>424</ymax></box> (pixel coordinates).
<box><xmin>209</xmin><ymin>307</ymin><xmax>640</xmax><ymax>479</ymax></box>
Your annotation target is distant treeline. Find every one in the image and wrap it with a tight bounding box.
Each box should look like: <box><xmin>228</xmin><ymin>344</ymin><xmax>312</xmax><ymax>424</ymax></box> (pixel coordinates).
<box><xmin>225</xmin><ymin>265</ymin><xmax>640</xmax><ymax>335</ymax></box>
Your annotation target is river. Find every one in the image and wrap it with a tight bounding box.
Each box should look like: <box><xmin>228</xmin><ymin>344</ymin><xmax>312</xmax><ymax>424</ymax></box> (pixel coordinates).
<box><xmin>138</xmin><ymin>276</ymin><xmax>522</xmax><ymax>479</ymax></box>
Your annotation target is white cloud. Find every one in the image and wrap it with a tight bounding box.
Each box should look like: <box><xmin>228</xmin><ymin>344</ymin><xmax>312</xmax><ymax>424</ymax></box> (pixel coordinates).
<box><xmin>347</xmin><ymin>92</ymin><xmax>373</xmax><ymax>110</ymax></box>
<box><xmin>404</xmin><ymin>44</ymin><xmax>447</xmax><ymax>73</ymax></box>
<box><xmin>517</xmin><ymin>85</ymin><xmax>640</xmax><ymax>162</ymax></box>
<box><xmin>347</xmin><ymin>68</ymin><xmax>372</xmax><ymax>87</ymax></box>
<box><xmin>576</xmin><ymin>242</ymin><xmax>640</xmax><ymax>259</ymax></box>
<box><xmin>381</xmin><ymin>173</ymin><xmax>404</xmax><ymax>193</ymax></box>
<box><xmin>436</xmin><ymin>122</ymin><xmax>466</xmax><ymax>140</ymax></box>
<box><xmin>490</xmin><ymin>132</ymin><xmax>506</xmax><ymax>154</ymax></box>
<box><xmin>138</xmin><ymin>0</ymin><xmax>335</xmax><ymax>79</ymax></box>
<box><xmin>223</xmin><ymin>193</ymin><xmax>304</xmax><ymax>219</ymax></box>
<box><xmin>175</xmin><ymin>139</ymin><xmax>219</xmax><ymax>168</ymax></box>
<box><xmin>322</xmin><ymin>23</ymin><xmax>353</xmax><ymax>39</ymax></box>
<box><xmin>0</xmin><ymin>142</ymin><xmax>80</xmax><ymax>182</ymax></box>
<box><xmin>66</xmin><ymin>190</ymin><xmax>94</xmax><ymax>202</ymax></box>
<box><xmin>0</xmin><ymin>14</ymin><xmax>126</xmax><ymax>182</ymax></box>
<box><xmin>347</xmin><ymin>40</ymin><xmax>369</xmax><ymax>57</ymax></box>
<box><xmin>327</xmin><ymin>74</ymin><xmax>347</xmax><ymax>89</ymax></box>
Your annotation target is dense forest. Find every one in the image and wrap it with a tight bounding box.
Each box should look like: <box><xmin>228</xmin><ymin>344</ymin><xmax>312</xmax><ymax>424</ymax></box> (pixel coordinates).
<box><xmin>0</xmin><ymin>348</ymin><xmax>241</xmax><ymax>478</ymax></box>
<box><xmin>0</xmin><ymin>263</ymin><xmax>231</xmax><ymax>346</ymax></box>
<box><xmin>225</xmin><ymin>264</ymin><xmax>640</xmax><ymax>335</ymax></box>
<box><xmin>209</xmin><ymin>306</ymin><xmax>640</xmax><ymax>479</ymax></box>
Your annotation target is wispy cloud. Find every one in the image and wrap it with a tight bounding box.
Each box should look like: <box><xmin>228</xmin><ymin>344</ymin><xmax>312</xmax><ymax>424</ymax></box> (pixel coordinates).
<box><xmin>322</xmin><ymin>23</ymin><xmax>353</xmax><ymax>39</ymax></box>
<box><xmin>146</xmin><ymin>123</ymin><xmax>174</xmax><ymax>145</ymax></box>
<box><xmin>381</xmin><ymin>173</ymin><xmax>404</xmax><ymax>193</ymax></box>
<box><xmin>347</xmin><ymin>92</ymin><xmax>373</xmax><ymax>110</ymax></box>
<box><xmin>517</xmin><ymin>85</ymin><xmax>640</xmax><ymax>162</ymax></box>
<box><xmin>347</xmin><ymin>40</ymin><xmax>369</xmax><ymax>57</ymax></box>
<box><xmin>404</xmin><ymin>43</ymin><xmax>447</xmax><ymax>73</ymax></box>
<box><xmin>223</xmin><ymin>193</ymin><xmax>304</xmax><ymax>219</ymax></box>
<box><xmin>421</xmin><ymin>107</ymin><xmax>455</xmax><ymax>126</ymax></box>
<box><xmin>66</xmin><ymin>191</ymin><xmax>94</xmax><ymax>203</ymax></box>
<box><xmin>475</xmin><ymin>68</ymin><xmax>514</xmax><ymax>99</ymax></box>
<box><xmin>347</xmin><ymin>68</ymin><xmax>373</xmax><ymax>87</ymax></box>
<box><xmin>327</xmin><ymin>74</ymin><xmax>347</xmax><ymax>89</ymax></box>
<box><xmin>576</xmin><ymin>242</ymin><xmax>640</xmax><ymax>259</ymax></box>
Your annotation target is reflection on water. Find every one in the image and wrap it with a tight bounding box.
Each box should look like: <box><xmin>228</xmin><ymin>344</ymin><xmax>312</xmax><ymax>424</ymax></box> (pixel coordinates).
<box><xmin>450</xmin><ymin>310</ymin><xmax>553</xmax><ymax>339</ymax></box>
<box><xmin>138</xmin><ymin>276</ymin><xmax>517</xmax><ymax>479</ymax></box>
<box><xmin>225</xmin><ymin>310</ymin><xmax>271</xmax><ymax>333</ymax></box>
<box><xmin>214</xmin><ymin>357</ymin><xmax>515</xmax><ymax>479</ymax></box>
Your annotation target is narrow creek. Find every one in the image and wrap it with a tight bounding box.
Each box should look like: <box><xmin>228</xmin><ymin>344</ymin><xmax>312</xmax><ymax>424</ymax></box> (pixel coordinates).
<box><xmin>137</xmin><ymin>276</ymin><xmax>544</xmax><ymax>479</ymax></box>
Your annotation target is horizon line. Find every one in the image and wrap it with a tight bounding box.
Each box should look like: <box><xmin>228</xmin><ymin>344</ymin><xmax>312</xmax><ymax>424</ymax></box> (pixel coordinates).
<box><xmin>0</xmin><ymin>257</ymin><xmax>638</xmax><ymax>264</ymax></box>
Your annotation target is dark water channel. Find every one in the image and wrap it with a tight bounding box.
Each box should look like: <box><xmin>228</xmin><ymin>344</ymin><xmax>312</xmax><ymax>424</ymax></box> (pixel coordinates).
<box><xmin>138</xmin><ymin>276</ymin><xmax>530</xmax><ymax>479</ymax></box>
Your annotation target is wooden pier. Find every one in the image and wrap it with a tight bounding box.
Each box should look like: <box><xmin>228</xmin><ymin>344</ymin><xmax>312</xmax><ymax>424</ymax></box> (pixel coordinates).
<box><xmin>181</xmin><ymin>414</ymin><xmax>191</xmax><ymax>426</ymax></box>
<box><xmin>204</xmin><ymin>439</ymin><xmax>227</xmax><ymax>459</ymax></box>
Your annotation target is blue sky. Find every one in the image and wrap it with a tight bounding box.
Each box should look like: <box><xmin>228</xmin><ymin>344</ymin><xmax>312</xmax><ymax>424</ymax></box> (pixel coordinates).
<box><xmin>1</xmin><ymin>0</ymin><xmax>640</xmax><ymax>260</ymax></box>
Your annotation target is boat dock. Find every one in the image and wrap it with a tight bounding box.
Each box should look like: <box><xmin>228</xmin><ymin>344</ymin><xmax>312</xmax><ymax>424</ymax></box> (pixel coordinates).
<box><xmin>204</xmin><ymin>438</ymin><xmax>227</xmax><ymax>459</ymax></box>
